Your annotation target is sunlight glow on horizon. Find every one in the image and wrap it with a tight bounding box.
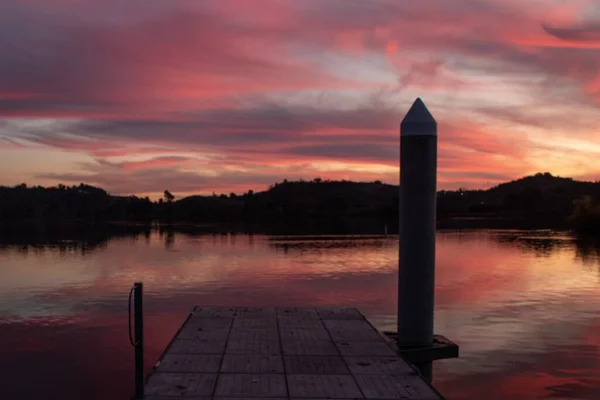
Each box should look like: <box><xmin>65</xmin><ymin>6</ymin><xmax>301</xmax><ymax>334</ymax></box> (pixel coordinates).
<box><xmin>0</xmin><ymin>0</ymin><xmax>599</xmax><ymax>196</ymax></box>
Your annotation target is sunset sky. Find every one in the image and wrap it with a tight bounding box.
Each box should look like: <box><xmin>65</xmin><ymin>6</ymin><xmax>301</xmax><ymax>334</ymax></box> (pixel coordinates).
<box><xmin>1</xmin><ymin>0</ymin><xmax>599</xmax><ymax>198</ymax></box>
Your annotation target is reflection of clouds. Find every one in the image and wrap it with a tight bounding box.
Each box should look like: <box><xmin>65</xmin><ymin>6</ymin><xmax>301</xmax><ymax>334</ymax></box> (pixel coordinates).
<box><xmin>433</xmin><ymin>231</ymin><xmax>600</xmax><ymax>382</ymax></box>
<box><xmin>2</xmin><ymin>230</ymin><xmax>599</xmax><ymax>320</ymax></box>
<box><xmin>436</xmin><ymin>298</ymin><xmax>598</xmax><ymax>375</ymax></box>
<box><xmin>0</xmin><ymin>312</ymin><xmax>187</xmax><ymax>400</ymax></box>
<box><xmin>434</xmin><ymin>317</ymin><xmax>600</xmax><ymax>399</ymax></box>
<box><xmin>436</xmin><ymin>342</ymin><xmax>600</xmax><ymax>399</ymax></box>
<box><xmin>0</xmin><ymin>230</ymin><xmax>599</xmax><ymax>399</ymax></box>
<box><xmin>0</xmin><ymin>232</ymin><xmax>401</xmax><ymax>318</ymax></box>
<box><xmin>0</xmin><ymin>248</ymin><xmax>106</xmax><ymax>318</ymax></box>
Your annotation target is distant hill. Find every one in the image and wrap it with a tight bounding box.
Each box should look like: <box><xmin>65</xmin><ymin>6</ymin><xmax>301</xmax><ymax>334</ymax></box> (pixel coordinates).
<box><xmin>490</xmin><ymin>173</ymin><xmax>589</xmax><ymax>195</ymax></box>
<box><xmin>438</xmin><ymin>173</ymin><xmax>599</xmax><ymax>223</ymax></box>
<box><xmin>0</xmin><ymin>183</ymin><xmax>153</xmax><ymax>222</ymax></box>
<box><xmin>1</xmin><ymin>173</ymin><xmax>599</xmax><ymax>233</ymax></box>
<box><xmin>165</xmin><ymin>180</ymin><xmax>398</xmax><ymax>233</ymax></box>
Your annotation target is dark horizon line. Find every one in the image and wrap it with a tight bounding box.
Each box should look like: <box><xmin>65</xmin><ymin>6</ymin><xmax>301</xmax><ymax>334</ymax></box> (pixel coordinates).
<box><xmin>1</xmin><ymin>171</ymin><xmax>598</xmax><ymax>199</ymax></box>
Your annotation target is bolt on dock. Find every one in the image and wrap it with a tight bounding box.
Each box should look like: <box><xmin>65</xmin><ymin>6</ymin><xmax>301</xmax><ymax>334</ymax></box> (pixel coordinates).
<box><xmin>142</xmin><ymin>306</ymin><xmax>445</xmax><ymax>399</ymax></box>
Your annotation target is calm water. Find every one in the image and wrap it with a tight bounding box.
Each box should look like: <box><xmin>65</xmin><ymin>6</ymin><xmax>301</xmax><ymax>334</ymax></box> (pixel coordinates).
<box><xmin>0</xmin><ymin>229</ymin><xmax>599</xmax><ymax>399</ymax></box>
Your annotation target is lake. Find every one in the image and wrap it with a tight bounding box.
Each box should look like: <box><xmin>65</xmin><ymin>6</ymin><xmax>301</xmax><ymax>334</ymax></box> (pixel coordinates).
<box><xmin>0</xmin><ymin>228</ymin><xmax>599</xmax><ymax>399</ymax></box>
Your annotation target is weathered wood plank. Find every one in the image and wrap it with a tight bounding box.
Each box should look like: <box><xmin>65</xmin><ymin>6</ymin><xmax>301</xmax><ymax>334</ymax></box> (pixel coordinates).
<box><xmin>287</xmin><ymin>374</ymin><xmax>363</xmax><ymax>398</ymax></box>
<box><xmin>155</xmin><ymin>354</ymin><xmax>222</xmax><ymax>373</ymax></box>
<box><xmin>221</xmin><ymin>355</ymin><xmax>284</xmax><ymax>373</ymax></box>
<box><xmin>144</xmin><ymin>397</ymin><xmax>207</xmax><ymax>400</ymax></box>
<box><xmin>335</xmin><ymin>341</ymin><xmax>397</xmax><ymax>357</ymax></box>
<box><xmin>169</xmin><ymin>339</ymin><xmax>227</xmax><ymax>355</ymax></box>
<box><xmin>232</xmin><ymin>318</ymin><xmax>277</xmax><ymax>330</ymax></box>
<box><xmin>225</xmin><ymin>337</ymin><xmax>281</xmax><ymax>355</ymax></box>
<box><xmin>145</xmin><ymin>373</ymin><xmax>217</xmax><ymax>396</ymax></box>
<box><xmin>345</xmin><ymin>356</ymin><xmax>415</xmax><ymax>375</ymax></box>
<box><xmin>284</xmin><ymin>355</ymin><xmax>349</xmax><ymax>374</ymax></box>
<box><xmin>323</xmin><ymin>319</ymin><xmax>377</xmax><ymax>331</ymax></box>
<box><xmin>229</xmin><ymin>328</ymin><xmax>279</xmax><ymax>342</ymax></box>
<box><xmin>276</xmin><ymin>307</ymin><xmax>319</xmax><ymax>318</ymax></box>
<box><xmin>145</xmin><ymin>306</ymin><xmax>443</xmax><ymax>400</ymax></box>
<box><xmin>233</xmin><ymin>306</ymin><xmax>277</xmax><ymax>318</ymax></box>
<box><xmin>316</xmin><ymin>307</ymin><xmax>364</xmax><ymax>320</ymax></box>
<box><xmin>282</xmin><ymin>340</ymin><xmax>339</xmax><ymax>356</ymax></box>
<box><xmin>327</xmin><ymin>326</ymin><xmax>383</xmax><ymax>342</ymax></box>
<box><xmin>278</xmin><ymin>317</ymin><xmax>326</xmax><ymax>329</ymax></box>
<box><xmin>192</xmin><ymin>306</ymin><xmax>237</xmax><ymax>318</ymax></box>
<box><xmin>215</xmin><ymin>398</ymin><xmax>287</xmax><ymax>400</ymax></box>
<box><xmin>186</xmin><ymin>317</ymin><xmax>233</xmax><ymax>329</ymax></box>
<box><xmin>176</xmin><ymin>325</ymin><xmax>230</xmax><ymax>340</ymax></box>
<box><xmin>215</xmin><ymin>374</ymin><xmax>287</xmax><ymax>397</ymax></box>
<box><xmin>279</xmin><ymin>327</ymin><xmax>330</xmax><ymax>341</ymax></box>
<box><xmin>355</xmin><ymin>374</ymin><xmax>440</xmax><ymax>399</ymax></box>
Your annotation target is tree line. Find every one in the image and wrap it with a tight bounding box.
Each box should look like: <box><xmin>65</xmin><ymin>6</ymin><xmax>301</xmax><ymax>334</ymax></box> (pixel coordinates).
<box><xmin>1</xmin><ymin>173</ymin><xmax>599</xmax><ymax>234</ymax></box>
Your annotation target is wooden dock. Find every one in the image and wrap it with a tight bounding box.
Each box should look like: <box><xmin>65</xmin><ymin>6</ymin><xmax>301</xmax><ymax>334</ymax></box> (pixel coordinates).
<box><xmin>144</xmin><ymin>306</ymin><xmax>444</xmax><ymax>399</ymax></box>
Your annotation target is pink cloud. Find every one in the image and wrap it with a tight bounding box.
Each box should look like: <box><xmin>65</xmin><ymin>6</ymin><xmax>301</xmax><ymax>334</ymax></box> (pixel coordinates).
<box><xmin>116</xmin><ymin>157</ymin><xmax>193</xmax><ymax>171</ymax></box>
<box><xmin>1</xmin><ymin>0</ymin><xmax>600</xmax><ymax>195</ymax></box>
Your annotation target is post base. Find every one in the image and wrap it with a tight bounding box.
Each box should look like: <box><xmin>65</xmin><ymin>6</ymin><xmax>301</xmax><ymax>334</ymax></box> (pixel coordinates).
<box><xmin>384</xmin><ymin>333</ymin><xmax>459</xmax><ymax>364</ymax></box>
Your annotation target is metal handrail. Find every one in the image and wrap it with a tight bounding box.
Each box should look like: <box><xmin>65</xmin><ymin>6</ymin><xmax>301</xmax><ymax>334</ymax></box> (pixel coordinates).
<box><xmin>129</xmin><ymin>282</ymin><xmax>144</xmax><ymax>399</ymax></box>
<box><xmin>128</xmin><ymin>285</ymin><xmax>138</xmax><ymax>346</ymax></box>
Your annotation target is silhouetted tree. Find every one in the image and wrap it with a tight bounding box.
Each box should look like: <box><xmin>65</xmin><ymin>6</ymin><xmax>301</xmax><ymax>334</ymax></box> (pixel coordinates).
<box><xmin>2</xmin><ymin>174</ymin><xmax>599</xmax><ymax>230</ymax></box>
<box><xmin>164</xmin><ymin>190</ymin><xmax>175</xmax><ymax>203</ymax></box>
<box><xmin>568</xmin><ymin>196</ymin><xmax>600</xmax><ymax>235</ymax></box>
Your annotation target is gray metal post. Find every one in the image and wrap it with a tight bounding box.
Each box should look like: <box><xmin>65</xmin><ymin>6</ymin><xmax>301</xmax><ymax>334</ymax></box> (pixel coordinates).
<box><xmin>134</xmin><ymin>282</ymin><xmax>144</xmax><ymax>399</ymax></box>
<box><xmin>397</xmin><ymin>98</ymin><xmax>437</xmax><ymax>378</ymax></box>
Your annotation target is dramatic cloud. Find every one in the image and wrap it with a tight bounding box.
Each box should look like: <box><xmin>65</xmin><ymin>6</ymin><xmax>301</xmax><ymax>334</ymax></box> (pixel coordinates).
<box><xmin>542</xmin><ymin>21</ymin><xmax>600</xmax><ymax>43</ymax></box>
<box><xmin>0</xmin><ymin>0</ymin><xmax>599</xmax><ymax>196</ymax></box>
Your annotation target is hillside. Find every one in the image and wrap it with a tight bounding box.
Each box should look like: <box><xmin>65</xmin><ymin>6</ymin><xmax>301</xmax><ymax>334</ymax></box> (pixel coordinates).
<box><xmin>438</xmin><ymin>173</ymin><xmax>600</xmax><ymax>222</ymax></box>
<box><xmin>1</xmin><ymin>173</ymin><xmax>599</xmax><ymax>232</ymax></box>
<box><xmin>0</xmin><ymin>183</ymin><xmax>153</xmax><ymax>222</ymax></box>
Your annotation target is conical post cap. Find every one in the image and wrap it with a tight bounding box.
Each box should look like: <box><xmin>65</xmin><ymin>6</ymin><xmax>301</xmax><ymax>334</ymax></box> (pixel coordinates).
<box><xmin>401</xmin><ymin>98</ymin><xmax>437</xmax><ymax>136</ymax></box>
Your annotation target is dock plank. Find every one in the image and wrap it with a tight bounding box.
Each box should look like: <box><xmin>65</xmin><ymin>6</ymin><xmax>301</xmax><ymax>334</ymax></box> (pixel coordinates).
<box><xmin>345</xmin><ymin>356</ymin><xmax>415</xmax><ymax>375</ymax></box>
<box><xmin>284</xmin><ymin>355</ymin><xmax>349</xmax><ymax>374</ymax></box>
<box><xmin>169</xmin><ymin>339</ymin><xmax>227</xmax><ymax>355</ymax></box>
<box><xmin>215</xmin><ymin>374</ymin><xmax>287</xmax><ymax>397</ymax></box>
<box><xmin>145</xmin><ymin>306</ymin><xmax>444</xmax><ymax>399</ymax></box>
<box><xmin>287</xmin><ymin>374</ymin><xmax>363</xmax><ymax>398</ymax></box>
<box><xmin>156</xmin><ymin>354</ymin><xmax>222</xmax><ymax>373</ymax></box>
<box><xmin>221</xmin><ymin>355</ymin><xmax>284</xmax><ymax>373</ymax></box>
<box><xmin>317</xmin><ymin>307</ymin><xmax>365</xmax><ymax>320</ymax></box>
<box><xmin>145</xmin><ymin>373</ymin><xmax>217</xmax><ymax>396</ymax></box>
<box><xmin>225</xmin><ymin>337</ymin><xmax>281</xmax><ymax>355</ymax></box>
<box><xmin>177</xmin><ymin>325</ymin><xmax>230</xmax><ymax>341</ymax></box>
<box><xmin>276</xmin><ymin>307</ymin><xmax>319</xmax><ymax>318</ymax></box>
<box><xmin>278</xmin><ymin>316</ymin><xmax>325</xmax><ymax>330</ymax></box>
<box><xmin>355</xmin><ymin>374</ymin><xmax>440</xmax><ymax>399</ymax></box>
<box><xmin>335</xmin><ymin>341</ymin><xmax>397</xmax><ymax>357</ymax></box>
<box><xmin>279</xmin><ymin>327</ymin><xmax>330</xmax><ymax>341</ymax></box>
<box><xmin>282</xmin><ymin>340</ymin><xmax>339</xmax><ymax>356</ymax></box>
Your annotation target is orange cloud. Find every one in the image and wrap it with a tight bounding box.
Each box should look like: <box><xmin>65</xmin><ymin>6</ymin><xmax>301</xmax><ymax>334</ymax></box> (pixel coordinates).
<box><xmin>119</xmin><ymin>157</ymin><xmax>193</xmax><ymax>171</ymax></box>
<box><xmin>2</xmin><ymin>0</ymin><xmax>600</xmax><ymax>195</ymax></box>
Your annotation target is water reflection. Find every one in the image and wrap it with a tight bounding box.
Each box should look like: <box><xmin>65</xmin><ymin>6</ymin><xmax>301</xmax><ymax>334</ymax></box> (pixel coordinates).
<box><xmin>574</xmin><ymin>238</ymin><xmax>600</xmax><ymax>269</ymax></box>
<box><xmin>0</xmin><ymin>227</ymin><xmax>599</xmax><ymax>399</ymax></box>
